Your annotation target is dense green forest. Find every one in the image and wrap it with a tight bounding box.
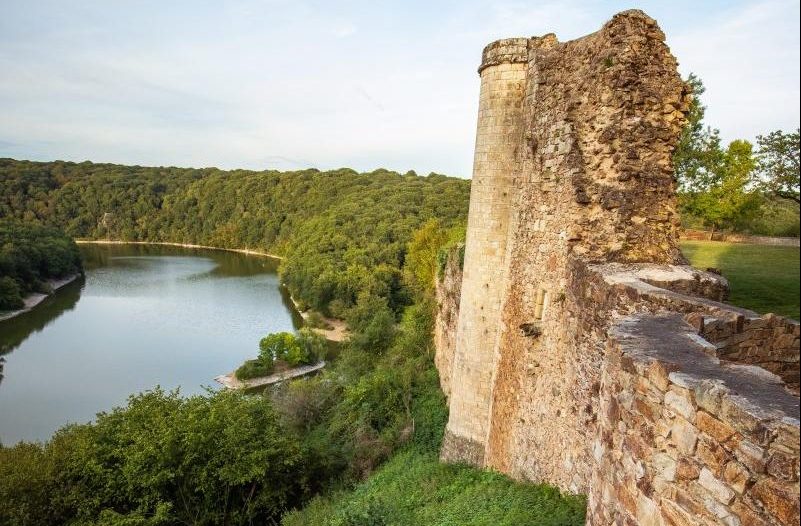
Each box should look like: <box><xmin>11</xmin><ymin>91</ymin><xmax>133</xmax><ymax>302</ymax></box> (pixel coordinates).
<box><xmin>0</xmin><ymin>159</ymin><xmax>470</xmax><ymax>317</ymax></box>
<box><xmin>3</xmin><ymin>216</ymin><xmax>572</xmax><ymax>526</ymax></box>
<box><xmin>0</xmin><ymin>220</ymin><xmax>82</xmax><ymax>310</ymax></box>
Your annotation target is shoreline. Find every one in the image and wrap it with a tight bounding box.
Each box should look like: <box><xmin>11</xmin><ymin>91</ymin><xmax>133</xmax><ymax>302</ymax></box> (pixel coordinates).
<box><xmin>287</xmin><ymin>293</ymin><xmax>349</xmax><ymax>343</ymax></box>
<box><xmin>74</xmin><ymin>239</ymin><xmax>284</xmax><ymax>260</ymax></box>
<box><xmin>0</xmin><ymin>273</ymin><xmax>81</xmax><ymax>323</ymax></box>
<box><xmin>214</xmin><ymin>361</ymin><xmax>327</xmax><ymax>390</ymax></box>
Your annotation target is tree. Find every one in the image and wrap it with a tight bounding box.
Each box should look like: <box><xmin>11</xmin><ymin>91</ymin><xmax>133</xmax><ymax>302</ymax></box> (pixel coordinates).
<box><xmin>756</xmin><ymin>129</ymin><xmax>800</xmax><ymax>204</ymax></box>
<box><xmin>673</xmin><ymin>74</ymin><xmax>725</xmax><ymax>192</ymax></box>
<box><xmin>402</xmin><ymin>219</ymin><xmax>448</xmax><ymax>298</ymax></box>
<box><xmin>0</xmin><ymin>389</ymin><xmax>309</xmax><ymax>526</ymax></box>
<box><xmin>680</xmin><ymin>140</ymin><xmax>762</xmax><ymax>232</ymax></box>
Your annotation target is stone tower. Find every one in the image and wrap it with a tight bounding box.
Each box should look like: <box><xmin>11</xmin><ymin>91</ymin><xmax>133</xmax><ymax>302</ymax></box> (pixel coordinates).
<box><xmin>441</xmin><ymin>9</ymin><xmax>690</xmax><ymax>472</ymax></box>
<box><xmin>437</xmin><ymin>10</ymin><xmax>800</xmax><ymax>526</ymax></box>
<box><xmin>442</xmin><ymin>38</ymin><xmax>528</xmax><ymax>465</ymax></box>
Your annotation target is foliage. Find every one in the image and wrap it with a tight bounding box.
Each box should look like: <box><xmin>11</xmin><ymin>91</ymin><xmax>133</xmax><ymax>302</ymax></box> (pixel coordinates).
<box><xmin>258</xmin><ymin>329</ymin><xmax>326</xmax><ymax>367</ymax></box>
<box><xmin>235</xmin><ymin>358</ymin><xmax>274</xmax><ymax>380</ymax></box>
<box><xmin>402</xmin><ymin>219</ymin><xmax>449</xmax><ymax>297</ymax></box>
<box><xmin>679</xmin><ymin>140</ymin><xmax>763</xmax><ymax>231</ymax></box>
<box><xmin>237</xmin><ymin>328</ymin><xmax>327</xmax><ymax>380</ymax></box>
<box><xmin>280</xmin><ymin>450</ymin><xmax>587</xmax><ymax>526</ymax></box>
<box><xmin>0</xmin><ymin>220</ymin><xmax>82</xmax><ymax>310</ymax></box>
<box><xmin>755</xmin><ymin>129</ymin><xmax>800</xmax><ymax>204</ymax></box>
<box><xmin>0</xmin><ymin>159</ymin><xmax>470</xmax><ymax>315</ymax></box>
<box><xmin>673</xmin><ymin>74</ymin><xmax>725</xmax><ymax>193</ymax></box>
<box><xmin>673</xmin><ymin>75</ymin><xmax>798</xmax><ymax>235</ymax></box>
<box><xmin>0</xmin><ymin>389</ymin><xmax>309</xmax><ymax>526</ymax></box>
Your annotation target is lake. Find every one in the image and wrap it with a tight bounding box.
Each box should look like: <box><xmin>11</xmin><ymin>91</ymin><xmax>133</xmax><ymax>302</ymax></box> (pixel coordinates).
<box><xmin>0</xmin><ymin>244</ymin><xmax>301</xmax><ymax>444</ymax></box>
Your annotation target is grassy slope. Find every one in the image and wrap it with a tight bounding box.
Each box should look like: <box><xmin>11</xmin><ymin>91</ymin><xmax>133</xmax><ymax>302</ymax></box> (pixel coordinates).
<box><xmin>283</xmin><ymin>241</ymin><xmax>798</xmax><ymax>526</ymax></box>
<box><xmin>282</xmin><ymin>450</ymin><xmax>586</xmax><ymax>526</ymax></box>
<box><xmin>680</xmin><ymin>241</ymin><xmax>800</xmax><ymax>320</ymax></box>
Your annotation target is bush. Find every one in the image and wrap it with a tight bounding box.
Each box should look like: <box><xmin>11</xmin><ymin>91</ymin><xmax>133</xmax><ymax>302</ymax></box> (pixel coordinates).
<box><xmin>235</xmin><ymin>358</ymin><xmax>274</xmax><ymax>380</ymax></box>
<box><xmin>0</xmin><ymin>389</ymin><xmax>310</xmax><ymax>526</ymax></box>
<box><xmin>0</xmin><ymin>276</ymin><xmax>23</xmax><ymax>310</ymax></box>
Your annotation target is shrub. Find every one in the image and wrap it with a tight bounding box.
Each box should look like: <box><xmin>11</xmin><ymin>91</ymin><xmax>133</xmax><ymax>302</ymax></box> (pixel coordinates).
<box><xmin>306</xmin><ymin>311</ymin><xmax>333</xmax><ymax>330</ymax></box>
<box><xmin>235</xmin><ymin>358</ymin><xmax>274</xmax><ymax>380</ymax></box>
<box><xmin>0</xmin><ymin>276</ymin><xmax>23</xmax><ymax>310</ymax></box>
<box><xmin>0</xmin><ymin>389</ymin><xmax>309</xmax><ymax>526</ymax></box>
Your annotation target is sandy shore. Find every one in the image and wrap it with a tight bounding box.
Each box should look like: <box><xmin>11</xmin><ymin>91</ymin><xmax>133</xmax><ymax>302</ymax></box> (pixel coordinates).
<box><xmin>288</xmin><ymin>294</ymin><xmax>349</xmax><ymax>343</ymax></box>
<box><xmin>75</xmin><ymin>239</ymin><xmax>284</xmax><ymax>260</ymax></box>
<box><xmin>0</xmin><ymin>273</ymin><xmax>81</xmax><ymax>323</ymax></box>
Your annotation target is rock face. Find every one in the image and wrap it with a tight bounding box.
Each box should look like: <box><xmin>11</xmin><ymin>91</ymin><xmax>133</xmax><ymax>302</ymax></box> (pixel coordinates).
<box><xmin>437</xmin><ymin>10</ymin><xmax>800</xmax><ymax>526</ymax></box>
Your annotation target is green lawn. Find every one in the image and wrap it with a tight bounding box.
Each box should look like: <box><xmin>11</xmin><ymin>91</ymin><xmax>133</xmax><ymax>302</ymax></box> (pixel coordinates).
<box><xmin>281</xmin><ymin>449</ymin><xmax>586</xmax><ymax>526</ymax></box>
<box><xmin>680</xmin><ymin>241</ymin><xmax>800</xmax><ymax>320</ymax></box>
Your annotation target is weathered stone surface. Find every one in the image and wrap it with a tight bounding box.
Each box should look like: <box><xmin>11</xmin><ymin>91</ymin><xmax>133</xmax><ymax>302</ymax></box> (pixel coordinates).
<box><xmin>723</xmin><ymin>461</ymin><xmax>751</xmax><ymax>494</ymax></box>
<box><xmin>751</xmin><ymin>478</ymin><xmax>800</xmax><ymax>525</ymax></box>
<box><xmin>672</xmin><ymin>418</ymin><xmax>699</xmax><ymax>455</ymax></box>
<box><xmin>697</xmin><ymin>411</ymin><xmax>736</xmax><ymax>444</ymax></box>
<box><xmin>699</xmin><ymin>468</ymin><xmax>736</xmax><ymax>505</ymax></box>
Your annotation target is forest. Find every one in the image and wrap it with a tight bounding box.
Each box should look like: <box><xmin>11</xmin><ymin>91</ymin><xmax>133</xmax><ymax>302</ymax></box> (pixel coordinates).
<box><xmin>0</xmin><ymin>160</ymin><xmax>470</xmax><ymax>317</ymax></box>
<box><xmin>0</xmin><ymin>220</ymin><xmax>82</xmax><ymax>310</ymax></box>
<box><xmin>0</xmin><ymin>161</ymin><xmax>487</xmax><ymax>525</ymax></box>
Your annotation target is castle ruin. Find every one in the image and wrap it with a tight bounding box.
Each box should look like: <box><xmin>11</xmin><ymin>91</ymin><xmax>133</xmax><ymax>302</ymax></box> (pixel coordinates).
<box><xmin>436</xmin><ymin>10</ymin><xmax>800</xmax><ymax>525</ymax></box>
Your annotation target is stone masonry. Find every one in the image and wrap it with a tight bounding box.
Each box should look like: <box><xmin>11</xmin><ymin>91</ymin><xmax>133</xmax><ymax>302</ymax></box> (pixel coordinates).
<box><xmin>436</xmin><ymin>10</ymin><xmax>800</xmax><ymax>526</ymax></box>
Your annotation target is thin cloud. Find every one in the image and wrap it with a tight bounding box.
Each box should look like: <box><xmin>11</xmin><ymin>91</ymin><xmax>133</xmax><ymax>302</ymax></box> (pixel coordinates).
<box><xmin>0</xmin><ymin>1</ymin><xmax>798</xmax><ymax>176</ymax></box>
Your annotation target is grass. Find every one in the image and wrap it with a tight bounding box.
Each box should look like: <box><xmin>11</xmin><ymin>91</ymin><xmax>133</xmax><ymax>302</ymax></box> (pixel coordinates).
<box><xmin>281</xmin><ymin>449</ymin><xmax>586</xmax><ymax>526</ymax></box>
<box><xmin>680</xmin><ymin>241</ymin><xmax>800</xmax><ymax>320</ymax></box>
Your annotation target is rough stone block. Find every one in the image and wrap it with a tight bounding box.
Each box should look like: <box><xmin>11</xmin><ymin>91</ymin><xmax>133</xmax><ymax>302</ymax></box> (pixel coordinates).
<box><xmin>665</xmin><ymin>389</ymin><xmax>696</xmax><ymax>422</ymax></box>
<box><xmin>723</xmin><ymin>461</ymin><xmax>751</xmax><ymax>494</ymax></box>
<box><xmin>671</xmin><ymin>417</ymin><xmax>699</xmax><ymax>455</ymax></box>
<box><xmin>698</xmin><ymin>468</ymin><xmax>736</xmax><ymax>505</ymax></box>
<box><xmin>697</xmin><ymin>411</ymin><xmax>736</xmax><ymax>444</ymax></box>
<box><xmin>751</xmin><ymin>477</ymin><xmax>800</xmax><ymax>525</ymax></box>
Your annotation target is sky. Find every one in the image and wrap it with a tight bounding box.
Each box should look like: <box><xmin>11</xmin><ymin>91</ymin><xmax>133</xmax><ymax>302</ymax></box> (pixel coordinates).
<box><xmin>0</xmin><ymin>0</ymin><xmax>799</xmax><ymax>178</ymax></box>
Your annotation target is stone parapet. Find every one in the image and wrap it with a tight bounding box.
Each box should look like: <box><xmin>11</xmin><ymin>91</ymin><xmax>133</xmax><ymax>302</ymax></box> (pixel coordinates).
<box><xmin>478</xmin><ymin>38</ymin><xmax>529</xmax><ymax>74</ymax></box>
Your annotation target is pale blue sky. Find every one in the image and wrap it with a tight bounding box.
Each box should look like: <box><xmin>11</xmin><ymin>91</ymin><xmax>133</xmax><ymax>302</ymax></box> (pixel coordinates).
<box><xmin>1</xmin><ymin>0</ymin><xmax>799</xmax><ymax>177</ymax></box>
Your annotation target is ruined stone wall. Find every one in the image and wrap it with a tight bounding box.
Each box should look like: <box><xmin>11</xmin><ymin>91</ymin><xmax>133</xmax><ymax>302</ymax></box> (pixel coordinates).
<box><xmin>592</xmin><ymin>313</ymin><xmax>799</xmax><ymax>526</ymax></box>
<box><xmin>438</xmin><ymin>8</ymin><xmax>801</xmax><ymax>525</ymax></box>
<box><xmin>699</xmin><ymin>315</ymin><xmax>800</xmax><ymax>393</ymax></box>
<box><xmin>434</xmin><ymin>246</ymin><xmax>463</xmax><ymax>398</ymax></box>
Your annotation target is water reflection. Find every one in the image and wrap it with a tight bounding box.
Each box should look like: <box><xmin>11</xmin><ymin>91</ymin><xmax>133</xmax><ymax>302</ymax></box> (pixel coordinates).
<box><xmin>0</xmin><ymin>244</ymin><xmax>299</xmax><ymax>444</ymax></box>
<box><xmin>0</xmin><ymin>277</ymin><xmax>84</xmax><ymax>372</ymax></box>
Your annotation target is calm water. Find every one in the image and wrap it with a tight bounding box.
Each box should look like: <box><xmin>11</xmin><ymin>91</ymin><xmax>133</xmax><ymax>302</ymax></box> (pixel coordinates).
<box><xmin>0</xmin><ymin>244</ymin><xmax>301</xmax><ymax>444</ymax></box>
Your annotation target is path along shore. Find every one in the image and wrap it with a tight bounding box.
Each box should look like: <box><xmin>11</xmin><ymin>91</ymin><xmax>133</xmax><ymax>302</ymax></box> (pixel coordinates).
<box><xmin>0</xmin><ymin>273</ymin><xmax>81</xmax><ymax>323</ymax></box>
<box><xmin>74</xmin><ymin>239</ymin><xmax>284</xmax><ymax>259</ymax></box>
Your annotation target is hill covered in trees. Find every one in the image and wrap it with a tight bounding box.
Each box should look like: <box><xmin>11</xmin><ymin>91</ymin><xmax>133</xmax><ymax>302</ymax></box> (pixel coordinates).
<box><xmin>0</xmin><ymin>159</ymin><xmax>470</xmax><ymax>317</ymax></box>
<box><xmin>0</xmin><ymin>160</ymin><xmax>482</xmax><ymax>525</ymax></box>
<box><xmin>0</xmin><ymin>220</ymin><xmax>82</xmax><ymax>310</ymax></box>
